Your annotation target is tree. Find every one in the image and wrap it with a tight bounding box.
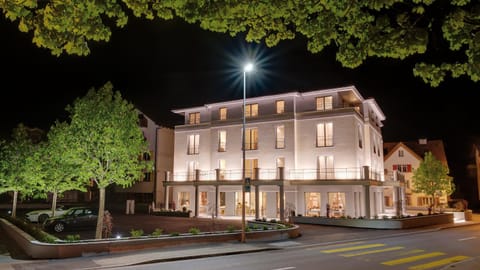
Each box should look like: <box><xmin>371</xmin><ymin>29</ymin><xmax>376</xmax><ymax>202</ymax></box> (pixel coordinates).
<box><xmin>0</xmin><ymin>124</ymin><xmax>44</xmax><ymax>218</ymax></box>
<box><xmin>412</xmin><ymin>152</ymin><xmax>454</xmax><ymax>213</ymax></box>
<box><xmin>64</xmin><ymin>81</ymin><xmax>152</xmax><ymax>239</ymax></box>
<box><xmin>33</xmin><ymin>121</ymin><xmax>88</xmax><ymax>218</ymax></box>
<box><xmin>1</xmin><ymin>1</ymin><xmax>479</xmax><ymax>86</ymax></box>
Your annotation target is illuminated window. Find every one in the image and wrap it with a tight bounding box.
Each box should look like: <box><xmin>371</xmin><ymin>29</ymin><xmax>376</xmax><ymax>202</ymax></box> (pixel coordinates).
<box><xmin>318</xmin><ymin>156</ymin><xmax>334</xmax><ymax>179</ymax></box>
<box><xmin>245</xmin><ymin>128</ymin><xmax>258</xmax><ymax>150</ymax></box>
<box><xmin>305</xmin><ymin>193</ymin><xmax>321</xmax><ymax>216</ymax></box>
<box><xmin>219</xmin><ymin>107</ymin><xmax>227</xmax><ymax>120</ymax></box>
<box><xmin>276</xmin><ymin>100</ymin><xmax>285</xmax><ymax>114</ymax></box>
<box><xmin>328</xmin><ymin>192</ymin><xmax>346</xmax><ymax>217</ymax></box>
<box><xmin>316</xmin><ymin>96</ymin><xmax>333</xmax><ymax>111</ymax></box>
<box><xmin>392</xmin><ymin>164</ymin><xmax>412</xmax><ymax>172</ymax></box>
<box><xmin>276</xmin><ymin>125</ymin><xmax>285</xmax><ymax>148</ymax></box>
<box><xmin>187</xmin><ymin>134</ymin><xmax>200</xmax><ymax>155</ymax></box>
<box><xmin>316</xmin><ymin>122</ymin><xmax>333</xmax><ymax>147</ymax></box>
<box><xmin>245</xmin><ymin>104</ymin><xmax>258</xmax><ymax>118</ymax></box>
<box><xmin>218</xmin><ymin>130</ymin><xmax>227</xmax><ymax>152</ymax></box>
<box><xmin>188</xmin><ymin>112</ymin><xmax>200</xmax><ymax>124</ymax></box>
<box><xmin>218</xmin><ymin>159</ymin><xmax>226</xmax><ymax>180</ymax></box>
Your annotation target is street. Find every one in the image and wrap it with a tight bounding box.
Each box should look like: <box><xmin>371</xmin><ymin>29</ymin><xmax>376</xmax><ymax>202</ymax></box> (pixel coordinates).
<box><xmin>115</xmin><ymin>224</ymin><xmax>480</xmax><ymax>270</ymax></box>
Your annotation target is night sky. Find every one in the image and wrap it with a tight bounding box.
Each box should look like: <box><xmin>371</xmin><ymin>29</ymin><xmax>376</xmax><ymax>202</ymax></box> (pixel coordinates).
<box><xmin>1</xmin><ymin>15</ymin><xmax>479</xmax><ymax>196</ymax></box>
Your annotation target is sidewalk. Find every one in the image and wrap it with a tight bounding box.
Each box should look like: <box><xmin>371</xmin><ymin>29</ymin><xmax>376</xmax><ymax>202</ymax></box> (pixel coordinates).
<box><xmin>1</xmin><ymin>214</ymin><xmax>479</xmax><ymax>270</ymax></box>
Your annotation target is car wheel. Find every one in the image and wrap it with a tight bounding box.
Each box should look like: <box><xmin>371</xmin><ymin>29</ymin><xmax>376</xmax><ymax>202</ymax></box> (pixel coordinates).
<box><xmin>53</xmin><ymin>222</ymin><xmax>65</xmax><ymax>233</ymax></box>
<box><xmin>38</xmin><ymin>214</ymin><xmax>49</xmax><ymax>223</ymax></box>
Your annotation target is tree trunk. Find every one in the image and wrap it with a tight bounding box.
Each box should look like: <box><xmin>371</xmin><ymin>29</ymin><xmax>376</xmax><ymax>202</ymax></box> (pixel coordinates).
<box><xmin>11</xmin><ymin>191</ymin><xmax>18</xmax><ymax>218</ymax></box>
<box><xmin>95</xmin><ymin>187</ymin><xmax>106</xmax><ymax>239</ymax></box>
<box><xmin>51</xmin><ymin>191</ymin><xmax>58</xmax><ymax>217</ymax></box>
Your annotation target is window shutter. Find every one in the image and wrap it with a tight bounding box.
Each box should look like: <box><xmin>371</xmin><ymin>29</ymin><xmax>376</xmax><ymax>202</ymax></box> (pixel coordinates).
<box><xmin>407</xmin><ymin>164</ymin><xmax>412</xmax><ymax>172</ymax></box>
<box><xmin>393</xmin><ymin>165</ymin><xmax>398</xmax><ymax>170</ymax></box>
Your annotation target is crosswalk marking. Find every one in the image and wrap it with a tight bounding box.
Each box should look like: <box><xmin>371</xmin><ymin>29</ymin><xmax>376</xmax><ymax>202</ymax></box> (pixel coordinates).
<box><xmin>321</xmin><ymin>243</ymin><xmax>385</xmax><ymax>254</ymax></box>
<box><xmin>381</xmin><ymin>252</ymin><xmax>445</xmax><ymax>266</ymax></box>
<box><xmin>408</xmin><ymin>256</ymin><xmax>470</xmax><ymax>270</ymax></box>
<box><xmin>341</xmin><ymin>246</ymin><xmax>404</xmax><ymax>257</ymax></box>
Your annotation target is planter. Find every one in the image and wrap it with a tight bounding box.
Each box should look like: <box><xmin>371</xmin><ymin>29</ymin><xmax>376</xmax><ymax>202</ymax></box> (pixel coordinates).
<box><xmin>291</xmin><ymin>213</ymin><xmax>454</xmax><ymax>229</ymax></box>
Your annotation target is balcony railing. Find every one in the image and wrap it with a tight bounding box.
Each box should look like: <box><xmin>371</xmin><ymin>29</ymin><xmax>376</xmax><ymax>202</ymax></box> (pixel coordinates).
<box><xmin>170</xmin><ymin>166</ymin><xmax>383</xmax><ymax>182</ymax></box>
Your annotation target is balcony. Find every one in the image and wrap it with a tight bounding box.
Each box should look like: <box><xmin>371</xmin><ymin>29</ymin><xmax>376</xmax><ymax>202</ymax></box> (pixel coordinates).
<box><xmin>170</xmin><ymin>166</ymin><xmax>383</xmax><ymax>182</ymax></box>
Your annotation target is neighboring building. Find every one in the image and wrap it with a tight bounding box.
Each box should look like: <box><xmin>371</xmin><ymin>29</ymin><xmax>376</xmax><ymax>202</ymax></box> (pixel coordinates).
<box><xmin>165</xmin><ymin>85</ymin><xmax>397</xmax><ymax>220</ymax></box>
<box><xmin>113</xmin><ymin>112</ymin><xmax>174</xmax><ymax>207</ymax></box>
<box><xmin>383</xmin><ymin>139</ymin><xmax>451</xmax><ymax>209</ymax></box>
<box><xmin>465</xmin><ymin>141</ymin><xmax>480</xmax><ymax>210</ymax></box>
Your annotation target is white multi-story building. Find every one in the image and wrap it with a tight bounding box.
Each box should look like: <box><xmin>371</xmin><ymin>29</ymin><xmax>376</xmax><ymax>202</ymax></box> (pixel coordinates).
<box><xmin>165</xmin><ymin>85</ymin><xmax>394</xmax><ymax>220</ymax></box>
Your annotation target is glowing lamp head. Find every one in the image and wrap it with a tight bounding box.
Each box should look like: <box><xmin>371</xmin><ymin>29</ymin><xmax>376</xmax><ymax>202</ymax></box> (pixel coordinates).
<box><xmin>244</xmin><ymin>63</ymin><xmax>254</xmax><ymax>73</ymax></box>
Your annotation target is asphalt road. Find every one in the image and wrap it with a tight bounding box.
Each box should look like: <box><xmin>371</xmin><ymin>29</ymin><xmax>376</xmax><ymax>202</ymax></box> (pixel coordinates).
<box><xmin>116</xmin><ymin>224</ymin><xmax>480</xmax><ymax>270</ymax></box>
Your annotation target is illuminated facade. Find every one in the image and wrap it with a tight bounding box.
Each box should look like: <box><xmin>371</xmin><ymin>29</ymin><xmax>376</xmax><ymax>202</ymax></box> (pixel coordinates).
<box><xmin>166</xmin><ymin>86</ymin><xmax>395</xmax><ymax>219</ymax></box>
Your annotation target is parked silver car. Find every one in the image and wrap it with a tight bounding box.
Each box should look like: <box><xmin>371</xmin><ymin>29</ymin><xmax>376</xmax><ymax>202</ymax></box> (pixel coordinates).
<box><xmin>25</xmin><ymin>205</ymin><xmax>69</xmax><ymax>223</ymax></box>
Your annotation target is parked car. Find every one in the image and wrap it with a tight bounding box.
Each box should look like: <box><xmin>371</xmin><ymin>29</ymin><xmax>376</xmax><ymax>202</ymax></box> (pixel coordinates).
<box><xmin>43</xmin><ymin>206</ymin><xmax>98</xmax><ymax>233</ymax></box>
<box><xmin>25</xmin><ymin>205</ymin><xmax>69</xmax><ymax>223</ymax></box>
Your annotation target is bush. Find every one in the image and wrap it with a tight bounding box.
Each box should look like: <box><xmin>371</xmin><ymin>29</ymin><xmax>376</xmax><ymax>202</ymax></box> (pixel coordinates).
<box><xmin>0</xmin><ymin>214</ymin><xmax>58</xmax><ymax>243</ymax></box>
<box><xmin>130</xmin><ymin>229</ymin><xmax>144</xmax><ymax>237</ymax></box>
<box><xmin>188</xmin><ymin>227</ymin><xmax>200</xmax><ymax>235</ymax></box>
<box><xmin>151</xmin><ymin>228</ymin><xmax>163</xmax><ymax>236</ymax></box>
<box><xmin>227</xmin><ymin>225</ymin><xmax>236</xmax><ymax>233</ymax></box>
<box><xmin>169</xmin><ymin>232</ymin><xmax>179</xmax><ymax>236</ymax></box>
<box><xmin>65</xmin><ymin>234</ymin><xmax>80</xmax><ymax>242</ymax></box>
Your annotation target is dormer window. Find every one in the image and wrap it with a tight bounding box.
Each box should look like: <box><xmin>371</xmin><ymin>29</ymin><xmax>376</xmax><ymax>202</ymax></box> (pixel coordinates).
<box><xmin>189</xmin><ymin>112</ymin><xmax>200</xmax><ymax>124</ymax></box>
<box><xmin>276</xmin><ymin>100</ymin><xmax>285</xmax><ymax>114</ymax></box>
<box><xmin>316</xmin><ymin>96</ymin><xmax>333</xmax><ymax>111</ymax></box>
<box><xmin>219</xmin><ymin>107</ymin><xmax>227</xmax><ymax>120</ymax></box>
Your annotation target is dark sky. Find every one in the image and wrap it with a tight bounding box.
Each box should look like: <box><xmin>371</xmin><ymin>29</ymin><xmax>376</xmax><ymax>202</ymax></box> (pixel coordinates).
<box><xmin>1</xmin><ymin>15</ymin><xmax>479</xmax><ymax>194</ymax></box>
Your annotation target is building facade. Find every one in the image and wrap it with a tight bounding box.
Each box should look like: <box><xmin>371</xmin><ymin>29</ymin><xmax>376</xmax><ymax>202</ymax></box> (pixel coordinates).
<box><xmin>114</xmin><ymin>112</ymin><xmax>174</xmax><ymax>207</ymax></box>
<box><xmin>384</xmin><ymin>139</ymin><xmax>451</xmax><ymax>209</ymax></box>
<box><xmin>165</xmin><ymin>86</ymin><xmax>396</xmax><ymax>220</ymax></box>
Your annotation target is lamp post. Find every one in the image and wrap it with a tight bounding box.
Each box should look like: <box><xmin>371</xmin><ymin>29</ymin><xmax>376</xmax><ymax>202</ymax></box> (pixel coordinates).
<box><xmin>241</xmin><ymin>62</ymin><xmax>253</xmax><ymax>243</ymax></box>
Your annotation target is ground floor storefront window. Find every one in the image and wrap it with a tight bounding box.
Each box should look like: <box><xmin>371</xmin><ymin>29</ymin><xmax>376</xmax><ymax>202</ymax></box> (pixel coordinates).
<box><xmin>328</xmin><ymin>192</ymin><xmax>345</xmax><ymax>217</ymax></box>
<box><xmin>305</xmin><ymin>192</ymin><xmax>321</xmax><ymax>216</ymax></box>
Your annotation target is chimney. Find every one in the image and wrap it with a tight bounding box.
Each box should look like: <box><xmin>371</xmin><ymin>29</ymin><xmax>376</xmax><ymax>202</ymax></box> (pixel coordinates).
<box><xmin>418</xmin><ymin>138</ymin><xmax>427</xmax><ymax>145</ymax></box>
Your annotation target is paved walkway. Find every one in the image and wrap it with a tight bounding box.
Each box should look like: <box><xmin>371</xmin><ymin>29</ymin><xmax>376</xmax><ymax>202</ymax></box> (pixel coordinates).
<box><xmin>1</xmin><ymin>214</ymin><xmax>479</xmax><ymax>270</ymax></box>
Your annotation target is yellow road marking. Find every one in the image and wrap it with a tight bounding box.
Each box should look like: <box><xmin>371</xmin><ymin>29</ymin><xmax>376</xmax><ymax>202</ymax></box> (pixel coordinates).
<box><xmin>307</xmin><ymin>241</ymin><xmax>365</xmax><ymax>251</ymax></box>
<box><xmin>382</xmin><ymin>252</ymin><xmax>445</xmax><ymax>266</ymax></box>
<box><xmin>408</xmin><ymin>256</ymin><xmax>470</xmax><ymax>270</ymax></box>
<box><xmin>341</xmin><ymin>246</ymin><xmax>404</xmax><ymax>257</ymax></box>
<box><xmin>321</xmin><ymin>244</ymin><xmax>385</xmax><ymax>254</ymax></box>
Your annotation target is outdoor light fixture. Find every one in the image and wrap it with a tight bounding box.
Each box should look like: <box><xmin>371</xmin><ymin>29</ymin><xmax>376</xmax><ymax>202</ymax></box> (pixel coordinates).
<box><xmin>241</xmin><ymin>62</ymin><xmax>254</xmax><ymax>243</ymax></box>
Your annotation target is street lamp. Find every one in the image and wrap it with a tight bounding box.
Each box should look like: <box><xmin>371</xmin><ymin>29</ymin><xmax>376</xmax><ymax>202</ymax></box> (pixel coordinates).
<box><xmin>241</xmin><ymin>62</ymin><xmax>253</xmax><ymax>243</ymax></box>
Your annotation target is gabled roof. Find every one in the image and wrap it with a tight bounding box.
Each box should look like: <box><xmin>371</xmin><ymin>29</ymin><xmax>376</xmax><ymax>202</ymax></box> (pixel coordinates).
<box><xmin>384</xmin><ymin>139</ymin><xmax>448</xmax><ymax>166</ymax></box>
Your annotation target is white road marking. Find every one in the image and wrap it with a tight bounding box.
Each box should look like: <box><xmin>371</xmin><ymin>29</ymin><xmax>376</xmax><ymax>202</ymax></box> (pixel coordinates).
<box><xmin>272</xmin><ymin>267</ymin><xmax>296</xmax><ymax>270</ymax></box>
<box><xmin>458</xmin><ymin>236</ymin><xmax>477</xmax><ymax>241</ymax></box>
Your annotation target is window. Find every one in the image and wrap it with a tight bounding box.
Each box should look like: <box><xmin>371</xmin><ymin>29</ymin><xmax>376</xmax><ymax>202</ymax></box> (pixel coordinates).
<box><xmin>219</xmin><ymin>107</ymin><xmax>227</xmax><ymax>120</ymax></box>
<box><xmin>188</xmin><ymin>112</ymin><xmax>200</xmax><ymax>124</ymax></box>
<box><xmin>143</xmin><ymin>172</ymin><xmax>151</xmax><ymax>182</ymax></box>
<box><xmin>318</xmin><ymin>156</ymin><xmax>334</xmax><ymax>179</ymax></box>
<box><xmin>358</xmin><ymin>126</ymin><xmax>363</xmax><ymax>149</ymax></box>
<box><xmin>276</xmin><ymin>125</ymin><xmax>285</xmax><ymax>148</ymax></box>
<box><xmin>218</xmin><ymin>159</ymin><xmax>226</xmax><ymax>180</ymax></box>
<box><xmin>276</xmin><ymin>100</ymin><xmax>285</xmax><ymax>114</ymax></box>
<box><xmin>187</xmin><ymin>134</ymin><xmax>200</xmax><ymax>155</ymax></box>
<box><xmin>398</xmin><ymin>150</ymin><xmax>404</xmax><ymax>157</ymax></box>
<box><xmin>179</xmin><ymin>192</ymin><xmax>190</xmax><ymax>210</ymax></box>
<box><xmin>316</xmin><ymin>122</ymin><xmax>333</xmax><ymax>147</ymax></box>
<box><xmin>392</xmin><ymin>164</ymin><xmax>412</xmax><ymax>172</ymax></box>
<box><xmin>328</xmin><ymin>192</ymin><xmax>346</xmax><ymax>217</ymax></box>
<box><xmin>245</xmin><ymin>128</ymin><xmax>258</xmax><ymax>150</ymax></box>
<box><xmin>218</xmin><ymin>130</ymin><xmax>227</xmax><ymax>152</ymax></box>
<box><xmin>245</xmin><ymin>104</ymin><xmax>258</xmax><ymax>118</ymax></box>
<box><xmin>316</xmin><ymin>96</ymin><xmax>333</xmax><ymax>111</ymax></box>
<box><xmin>305</xmin><ymin>192</ymin><xmax>321</xmax><ymax>216</ymax></box>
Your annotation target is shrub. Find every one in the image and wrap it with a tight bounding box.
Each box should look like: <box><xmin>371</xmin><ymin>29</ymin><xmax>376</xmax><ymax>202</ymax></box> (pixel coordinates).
<box><xmin>188</xmin><ymin>227</ymin><xmax>200</xmax><ymax>235</ymax></box>
<box><xmin>151</xmin><ymin>228</ymin><xmax>163</xmax><ymax>236</ymax></box>
<box><xmin>263</xmin><ymin>225</ymin><xmax>269</xmax><ymax>230</ymax></box>
<box><xmin>227</xmin><ymin>225</ymin><xmax>236</xmax><ymax>233</ymax></box>
<box><xmin>130</xmin><ymin>229</ymin><xmax>144</xmax><ymax>237</ymax></box>
<box><xmin>269</xmin><ymin>219</ymin><xmax>277</xmax><ymax>223</ymax></box>
<box><xmin>0</xmin><ymin>214</ymin><xmax>58</xmax><ymax>243</ymax></box>
<box><xmin>65</xmin><ymin>234</ymin><xmax>80</xmax><ymax>242</ymax></box>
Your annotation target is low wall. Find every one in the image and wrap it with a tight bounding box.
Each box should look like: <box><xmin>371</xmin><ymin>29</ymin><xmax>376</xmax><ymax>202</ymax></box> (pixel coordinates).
<box><xmin>291</xmin><ymin>214</ymin><xmax>453</xmax><ymax>229</ymax></box>
<box><xmin>0</xmin><ymin>218</ymin><xmax>299</xmax><ymax>259</ymax></box>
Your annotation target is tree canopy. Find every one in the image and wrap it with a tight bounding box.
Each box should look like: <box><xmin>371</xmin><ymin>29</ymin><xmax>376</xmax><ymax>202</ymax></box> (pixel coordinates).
<box><xmin>412</xmin><ymin>151</ymin><xmax>454</xmax><ymax>211</ymax></box>
<box><xmin>1</xmin><ymin>0</ymin><xmax>479</xmax><ymax>86</ymax></box>
<box><xmin>65</xmin><ymin>81</ymin><xmax>152</xmax><ymax>239</ymax></box>
<box><xmin>0</xmin><ymin>124</ymin><xmax>44</xmax><ymax>217</ymax></box>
